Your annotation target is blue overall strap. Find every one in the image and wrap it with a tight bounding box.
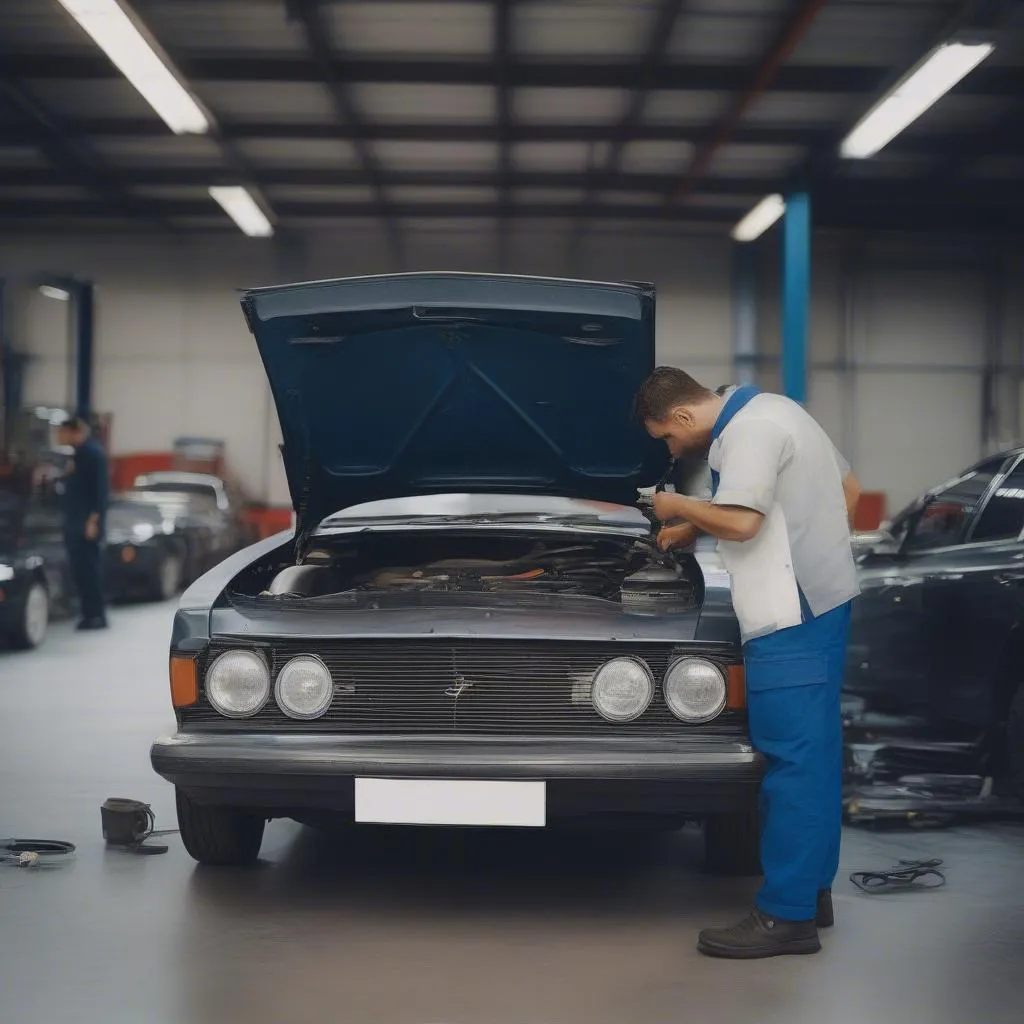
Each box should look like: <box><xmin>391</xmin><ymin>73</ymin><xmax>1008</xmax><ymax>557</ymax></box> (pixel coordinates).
<box><xmin>709</xmin><ymin>385</ymin><xmax>761</xmax><ymax>496</ymax></box>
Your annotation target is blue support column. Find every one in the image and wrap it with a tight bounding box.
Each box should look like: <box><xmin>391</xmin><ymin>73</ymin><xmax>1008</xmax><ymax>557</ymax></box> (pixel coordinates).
<box><xmin>732</xmin><ymin>244</ymin><xmax>758</xmax><ymax>386</ymax></box>
<box><xmin>782</xmin><ymin>191</ymin><xmax>810</xmax><ymax>403</ymax></box>
<box><xmin>74</xmin><ymin>281</ymin><xmax>95</xmax><ymax>418</ymax></box>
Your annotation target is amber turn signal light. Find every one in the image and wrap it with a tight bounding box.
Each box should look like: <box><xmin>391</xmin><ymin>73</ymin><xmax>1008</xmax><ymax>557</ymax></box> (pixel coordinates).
<box><xmin>169</xmin><ymin>654</ymin><xmax>199</xmax><ymax>708</ymax></box>
<box><xmin>726</xmin><ymin>664</ymin><xmax>746</xmax><ymax>710</ymax></box>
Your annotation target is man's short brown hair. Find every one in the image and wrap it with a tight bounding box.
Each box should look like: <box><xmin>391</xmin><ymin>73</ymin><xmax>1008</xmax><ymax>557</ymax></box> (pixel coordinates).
<box><xmin>632</xmin><ymin>366</ymin><xmax>714</xmax><ymax>422</ymax></box>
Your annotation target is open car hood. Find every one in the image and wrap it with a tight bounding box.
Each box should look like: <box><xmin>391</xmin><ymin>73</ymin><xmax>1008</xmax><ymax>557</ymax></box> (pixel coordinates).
<box><xmin>241</xmin><ymin>273</ymin><xmax>665</xmax><ymax>536</ymax></box>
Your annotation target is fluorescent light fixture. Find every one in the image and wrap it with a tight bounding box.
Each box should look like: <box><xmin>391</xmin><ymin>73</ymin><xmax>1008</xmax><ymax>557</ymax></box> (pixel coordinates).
<box><xmin>731</xmin><ymin>194</ymin><xmax>786</xmax><ymax>243</ymax></box>
<box><xmin>841</xmin><ymin>41</ymin><xmax>994</xmax><ymax>159</ymax></box>
<box><xmin>55</xmin><ymin>0</ymin><xmax>209</xmax><ymax>135</ymax></box>
<box><xmin>209</xmin><ymin>186</ymin><xmax>275</xmax><ymax>237</ymax></box>
<box><xmin>39</xmin><ymin>285</ymin><xmax>72</xmax><ymax>301</ymax></box>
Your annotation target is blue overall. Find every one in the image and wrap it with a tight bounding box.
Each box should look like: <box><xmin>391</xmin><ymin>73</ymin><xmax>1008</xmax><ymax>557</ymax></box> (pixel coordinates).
<box><xmin>712</xmin><ymin>387</ymin><xmax>851</xmax><ymax>922</ymax></box>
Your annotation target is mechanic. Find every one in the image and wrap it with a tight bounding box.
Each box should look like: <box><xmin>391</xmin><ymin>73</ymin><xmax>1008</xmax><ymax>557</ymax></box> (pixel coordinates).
<box><xmin>633</xmin><ymin>367</ymin><xmax>861</xmax><ymax>959</ymax></box>
<box><xmin>56</xmin><ymin>416</ymin><xmax>109</xmax><ymax>631</ymax></box>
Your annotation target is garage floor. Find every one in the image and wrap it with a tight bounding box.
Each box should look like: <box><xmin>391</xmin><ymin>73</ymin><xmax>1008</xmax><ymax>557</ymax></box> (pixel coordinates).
<box><xmin>2</xmin><ymin>603</ymin><xmax>1023</xmax><ymax>1024</ymax></box>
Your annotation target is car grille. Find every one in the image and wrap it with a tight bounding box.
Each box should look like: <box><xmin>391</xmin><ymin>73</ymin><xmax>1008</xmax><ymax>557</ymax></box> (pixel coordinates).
<box><xmin>181</xmin><ymin>637</ymin><xmax>744</xmax><ymax>736</ymax></box>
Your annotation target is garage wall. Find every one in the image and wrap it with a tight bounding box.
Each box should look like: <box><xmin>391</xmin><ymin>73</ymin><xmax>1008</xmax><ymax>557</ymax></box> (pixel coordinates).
<box><xmin>2</xmin><ymin>226</ymin><xmax>1021</xmax><ymax>512</ymax></box>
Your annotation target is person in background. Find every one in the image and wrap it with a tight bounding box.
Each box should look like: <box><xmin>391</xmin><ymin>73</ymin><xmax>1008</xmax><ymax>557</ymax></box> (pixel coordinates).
<box><xmin>56</xmin><ymin>416</ymin><xmax>109</xmax><ymax>630</ymax></box>
<box><xmin>634</xmin><ymin>367</ymin><xmax>860</xmax><ymax>959</ymax></box>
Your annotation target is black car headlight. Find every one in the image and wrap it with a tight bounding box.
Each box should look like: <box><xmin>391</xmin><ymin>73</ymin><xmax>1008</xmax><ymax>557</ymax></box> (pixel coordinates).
<box><xmin>663</xmin><ymin>657</ymin><xmax>727</xmax><ymax>723</ymax></box>
<box><xmin>591</xmin><ymin>657</ymin><xmax>653</xmax><ymax>723</ymax></box>
<box><xmin>275</xmin><ymin>655</ymin><xmax>334</xmax><ymax>720</ymax></box>
<box><xmin>206</xmin><ymin>649</ymin><xmax>270</xmax><ymax>718</ymax></box>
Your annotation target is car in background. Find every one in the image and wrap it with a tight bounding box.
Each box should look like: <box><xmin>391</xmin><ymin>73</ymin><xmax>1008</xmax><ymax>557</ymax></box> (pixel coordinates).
<box><xmin>846</xmin><ymin>447</ymin><xmax>1024</xmax><ymax>794</ymax></box>
<box><xmin>104</xmin><ymin>498</ymin><xmax>190</xmax><ymax>603</ymax></box>
<box><xmin>127</xmin><ymin>471</ymin><xmax>250</xmax><ymax>582</ymax></box>
<box><xmin>151</xmin><ymin>272</ymin><xmax>762</xmax><ymax>871</ymax></box>
<box><xmin>0</xmin><ymin>467</ymin><xmax>75</xmax><ymax>649</ymax></box>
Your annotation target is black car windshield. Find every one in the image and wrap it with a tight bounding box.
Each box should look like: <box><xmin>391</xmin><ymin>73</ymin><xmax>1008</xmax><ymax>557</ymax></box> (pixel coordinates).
<box><xmin>901</xmin><ymin>458</ymin><xmax>1006</xmax><ymax>552</ymax></box>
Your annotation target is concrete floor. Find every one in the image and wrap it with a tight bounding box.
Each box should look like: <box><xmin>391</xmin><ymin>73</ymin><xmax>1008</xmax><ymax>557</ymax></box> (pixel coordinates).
<box><xmin>2</xmin><ymin>602</ymin><xmax>1023</xmax><ymax>1024</ymax></box>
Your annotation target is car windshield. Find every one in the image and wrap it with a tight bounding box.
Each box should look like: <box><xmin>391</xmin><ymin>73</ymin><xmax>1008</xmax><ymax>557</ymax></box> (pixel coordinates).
<box><xmin>901</xmin><ymin>457</ymin><xmax>1007</xmax><ymax>553</ymax></box>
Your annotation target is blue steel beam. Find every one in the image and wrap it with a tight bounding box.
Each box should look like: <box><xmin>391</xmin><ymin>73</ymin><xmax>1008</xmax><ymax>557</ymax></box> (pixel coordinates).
<box><xmin>782</xmin><ymin>192</ymin><xmax>810</xmax><ymax>403</ymax></box>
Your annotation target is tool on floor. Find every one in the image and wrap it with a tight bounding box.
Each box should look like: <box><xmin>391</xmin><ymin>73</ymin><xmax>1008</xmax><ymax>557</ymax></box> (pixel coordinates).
<box><xmin>850</xmin><ymin>858</ymin><xmax>946</xmax><ymax>894</ymax></box>
<box><xmin>1</xmin><ymin>838</ymin><xmax>76</xmax><ymax>866</ymax></box>
<box><xmin>101</xmin><ymin>797</ymin><xmax>177</xmax><ymax>856</ymax></box>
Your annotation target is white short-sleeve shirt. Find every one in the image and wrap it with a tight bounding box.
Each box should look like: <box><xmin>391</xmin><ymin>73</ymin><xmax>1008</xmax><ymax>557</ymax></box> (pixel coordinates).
<box><xmin>708</xmin><ymin>392</ymin><xmax>859</xmax><ymax>641</ymax></box>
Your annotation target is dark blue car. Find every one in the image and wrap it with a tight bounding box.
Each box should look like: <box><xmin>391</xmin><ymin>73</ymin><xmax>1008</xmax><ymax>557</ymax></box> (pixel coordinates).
<box><xmin>150</xmin><ymin>273</ymin><xmax>760</xmax><ymax>871</ymax></box>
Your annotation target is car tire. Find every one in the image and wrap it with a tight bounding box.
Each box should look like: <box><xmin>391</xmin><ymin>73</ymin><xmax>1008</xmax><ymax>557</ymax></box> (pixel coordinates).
<box><xmin>175</xmin><ymin>788</ymin><xmax>266</xmax><ymax>867</ymax></box>
<box><xmin>704</xmin><ymin>804</ymin><xmax>762</xmax><ymax>876</ymax></box>
<box><xmin>10</xmin><ymin>582</ymin><xmax>50</xmax><ymax>650</ymax></box>
<box><xmin>154</xmin><ymin>554</ymin><xmax>183</xmax><ymax>602</ymax></box>
<box><xmin>1007</xmin><ymin>683</ymin><xmax>1024</xmax><ymax>800</ymax></box>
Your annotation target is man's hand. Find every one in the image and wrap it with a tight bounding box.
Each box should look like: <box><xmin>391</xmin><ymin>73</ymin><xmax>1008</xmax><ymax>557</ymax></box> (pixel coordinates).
<box><xmin>85</xmin><ymin>514</ymin><xmax>100</xmax><ymax>541</ymax></box>
<box><xmin>657</xmin><ymin>523</ymin><xmax>699</xmax><ymax>551</ymax></box>
<box><xmin>652</xmin><ymin>491</ymin><xmax>688</xmax><ymax>524</ymax></box>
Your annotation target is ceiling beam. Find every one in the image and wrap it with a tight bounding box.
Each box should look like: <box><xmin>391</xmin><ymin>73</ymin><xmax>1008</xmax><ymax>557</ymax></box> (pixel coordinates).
<box><xmin>1</xmin><ymin>198</ymin><xmax>1022</xmax><ymax>234</ymax></box>
<box><xmin>7</xmin><ymin>119</ymin><xmax>1023</xmax><ymax>160</ymax></box>
<box><xmin>284</xmin><ymin>0</ymin><xmax>402</xmax><ymax>264</ymax></box>
<box><xmin>7</xmin><ymin>166</ymin><xmax>1019</xmax><ymax>203</ymax></box>
<box><xmin>0</xmin><ymin>166</ymin><xmax>770</xmax><ymax>193</ymax></box>
<box><xmin>4</xmin><ymin>54</ymin><xmax>1017</xmax><ymax>94</ymax></box>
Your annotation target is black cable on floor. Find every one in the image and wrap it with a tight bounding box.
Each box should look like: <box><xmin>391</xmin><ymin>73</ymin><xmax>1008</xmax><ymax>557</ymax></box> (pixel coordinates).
<box><xmin>850</xmin><ymin>858</ymin><xmax>946</xmax><ymax>894</ymax></box>
<box><xmin>1</xmin><ymin>838</ymin><xmax>76</xmax><ymax>866</ymax></box>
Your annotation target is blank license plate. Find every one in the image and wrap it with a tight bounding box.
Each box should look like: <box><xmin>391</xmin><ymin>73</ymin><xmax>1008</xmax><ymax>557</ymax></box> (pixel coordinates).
<box><xmin>354</xmin><ymin>778</ymin><xmax>546</xmax><ymax>827</ymax></box>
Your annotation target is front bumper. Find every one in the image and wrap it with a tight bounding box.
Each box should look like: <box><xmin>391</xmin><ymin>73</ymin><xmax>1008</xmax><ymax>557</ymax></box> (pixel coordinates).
<box><xmin>151</xmin><ymin>732</ymin><xmax>763</xmax><ymax>818</ymax></box>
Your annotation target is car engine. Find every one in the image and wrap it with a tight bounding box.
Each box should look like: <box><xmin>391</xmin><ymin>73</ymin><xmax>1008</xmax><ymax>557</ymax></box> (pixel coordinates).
<box><xmin>257</xmin><ymin>532</ymin><xmax>700</xmax><ymax>611</ymax></box>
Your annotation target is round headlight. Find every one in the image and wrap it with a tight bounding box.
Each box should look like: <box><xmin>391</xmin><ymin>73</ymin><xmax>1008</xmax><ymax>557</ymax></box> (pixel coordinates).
<box><xmin>275</xmin><ymin>655</ymin><xmax>334</xmax><ymax>720</ymax></box>
<box><xmin>591</xmin><ymin>657</ymin><xmax>653</xmax><ymax>723</ymax></box>
<box><xmin>206</xmin><ymin>649</ymin><xmax>270</xmax><ymax>718</ymax></box>
<box><xmin>664</xmin><ymin>657</ymin><xmax>726</xmax><ymax>723</ymax></box>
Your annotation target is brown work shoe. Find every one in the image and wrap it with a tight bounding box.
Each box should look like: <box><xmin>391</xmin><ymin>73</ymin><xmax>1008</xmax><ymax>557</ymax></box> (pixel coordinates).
<box><xmin>817</xmin><ymin>889</ymin><xmax>834</xmax><ymax>928</ymax></box>
<box><xmin>698</xmin><ymin>908</ymin><xmax>821</xmax><ymax>959</ymax></box>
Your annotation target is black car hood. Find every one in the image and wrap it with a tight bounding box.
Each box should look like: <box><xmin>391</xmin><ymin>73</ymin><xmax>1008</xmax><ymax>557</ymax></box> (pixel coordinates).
<box><xmin>241</xmin><ymin>272</ymin><xmax>665</xmax><ymax>536</ymax></box>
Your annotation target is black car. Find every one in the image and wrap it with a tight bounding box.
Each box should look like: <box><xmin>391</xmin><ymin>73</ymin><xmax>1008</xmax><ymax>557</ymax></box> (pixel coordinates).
<box><xmin>151</xmin><ymin>272</ymin><xmax>761</xmax><ymax>871</ymax></box>
<box><xmin>104</xmin><ymin>498</ymin><xmax>190</xmax><ymax>603</ymax></box>
<box><xmin>0</xmin><ymin>468</ymin><xmax>75</xmax><ymax>649</ymax></box>
<box><xmin>846</xmin><ymin>448</ymin><xmax>1024</xmax><ymax>793</ymax></box>
<box><xmin>121</xmin><ymin>480</ymin><xmax>247</xmax><ymax>586</ymax></box>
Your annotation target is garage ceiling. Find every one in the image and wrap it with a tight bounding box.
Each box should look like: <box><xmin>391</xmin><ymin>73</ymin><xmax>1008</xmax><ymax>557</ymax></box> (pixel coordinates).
<box><xmin>1</xmin><ymin>0</ymin><xmax>1022</xmax><ymax>240</ymax></box>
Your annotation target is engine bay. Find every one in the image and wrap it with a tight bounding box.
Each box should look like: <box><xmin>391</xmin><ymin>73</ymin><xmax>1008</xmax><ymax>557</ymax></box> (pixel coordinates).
<box><xmin>254</xmin><ymin>531</ymin><xmax>701</xmax><ymax>612</ymax></box>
